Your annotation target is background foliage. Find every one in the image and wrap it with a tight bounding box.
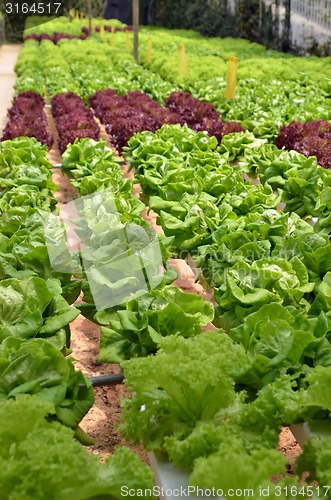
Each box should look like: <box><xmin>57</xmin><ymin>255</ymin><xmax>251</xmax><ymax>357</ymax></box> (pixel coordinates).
<box><xmin>154</xmin><ymin>0</ymin><xmax>286</xmax><ymax>51</ymax></box>
<box><xmin>74</xmin><ymin>0</ymin><xmax>107</xmax><ymax>18</ymax></box>
<box><xmin>2</xmin><ymin>0</ymin><xmax>293</xmax><ymax>52</ymax></box>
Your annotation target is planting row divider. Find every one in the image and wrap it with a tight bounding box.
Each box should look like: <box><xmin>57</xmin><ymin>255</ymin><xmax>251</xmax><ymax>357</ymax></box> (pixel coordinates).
<box><xmin>44</xmin><ymin>100</ymin><xmax>63</xmax><ymax>166</ymax></box>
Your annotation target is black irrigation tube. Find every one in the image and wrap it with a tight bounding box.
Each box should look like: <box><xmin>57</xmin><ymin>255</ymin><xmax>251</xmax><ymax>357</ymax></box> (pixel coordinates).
<box><xmin>90</xmin><ymin>373</ymin><xmax>125</xmax><ymax>387</ymax></box>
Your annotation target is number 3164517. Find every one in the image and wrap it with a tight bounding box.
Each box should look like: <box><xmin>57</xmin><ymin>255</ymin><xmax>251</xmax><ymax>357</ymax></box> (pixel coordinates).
<box><xmin>5</xmin><ymin>3</ymin><xmax>62</xmax><ymax>14</ymax></box>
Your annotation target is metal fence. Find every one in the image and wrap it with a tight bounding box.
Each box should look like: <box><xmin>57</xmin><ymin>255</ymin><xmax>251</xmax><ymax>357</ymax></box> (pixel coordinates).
<box><xmin>227</xmin><ymin>0</ymin><xmax>331</xmax><ymax>48</ymax></box>
<box><xmin>229</xmin><ymin>0</ymin><xmax>331</xmax><ymax>30</ymax></box>
<box><xmin>288</xmin><ymin>0</ymin><xmax>331</xmax><ymax>30</ymax></box>
<box><xmin>263</xmin><ymin>0</ymin><xmax>331</xmax><ymax>47</ymax></box>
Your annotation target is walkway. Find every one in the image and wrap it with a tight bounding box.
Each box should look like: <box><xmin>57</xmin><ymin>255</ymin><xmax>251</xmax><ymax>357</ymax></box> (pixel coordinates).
<box><xmin>0</xmin><ymin>44</ymin><xmax>21</xmax><ymax>133</ymax></box>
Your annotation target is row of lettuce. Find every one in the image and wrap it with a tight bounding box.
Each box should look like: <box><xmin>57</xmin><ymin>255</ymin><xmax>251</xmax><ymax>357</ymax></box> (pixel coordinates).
<box><xmin>139</xmin><ymin>27</ymin><xmax>331</xmax><ymax>141</ymax></box>
<box><xmin>123</xmin><ymin>124</ymin><xmax>331</xmax><ymax>334</ymax></box>
<box><xmin>50</xmin><ymin>129</ymin><xmax>331</xmax><ymax>494</ymax></box>
<box><xmin>60</xmin><ymin>138</ymin><xmax>215</xmax><ymax>364</ymax></box>
<box><xmin>3</xmin><ymin>87</ymin><xmax>241</xmax><ymax>155</ymax></box>
<box><xmin>3</xmin><ymin>132</ymin><xmax>331</xmax><ymax>495</ymax></box>
<box><xmin>3</xmin><ymin>22</ymin><xmax>331</xmax><ymax>495</ymax></box>
<box><xmin>14</xmin><ymin>37</ymin><xmax>175</xmax><ymax>103</ymax></box>
<box><xmin>112</xmin><ymin>125</ymin><xmax>331</xmax><ymax>496</ymax></box>
<box><xmin>12</xmin><ymin>34</ymin><xmax>331</xmax><ymax>169</ymax></box>
<box><xmin>0</xmin><ymin>133</ymin><xmax>225</xmax><ymax>498</ymax></box>
<box><xmin>23</xmin><ymin>16</ymin><xmax>128</xmax><ymax>39</ymax></box>
<box><xmin>4</xmin><ymin>84</ymin><xmax>331</xmax><ymax>176</ymax></box>
<box><xmin>1</xmin><ymin>90</ymin><xmax>53</xmax><ymax>148</ymax></box>
<box><xmin>13</xmin><ymin>25</ymin><xmax>331</xmax><ymax>144</ymax></box>
<box><xmin>0</xmin><ymin>137</ymin><xmax>156</xmax><ymax>499</ymax></box>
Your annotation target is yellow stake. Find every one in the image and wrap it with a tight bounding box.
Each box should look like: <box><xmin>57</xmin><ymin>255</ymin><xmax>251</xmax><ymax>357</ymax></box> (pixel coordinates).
<box><xmin>146</xmin><ymin>36</ymin><xmax>152</xmax><ymax>63</ymax></box>
<box><xmin>110</xmin><ymin>25</ymin><xmax>115</xmax><ymax>46</ymax></box>
<box><xmin>126</xmin><ymin>30</ymin><xmax>131</xmax><ymax>52</ymax></box>
<box><xmin>225</xmin><ymin>56</ymin><xmax>238</xmax><ymax>99</ymax></box>
<box><xmin>178</xmin><ymin>44</ymin><xmax>188</xmax><ymax>75</ymax></box>
<box><xmin>100</xmin><ymin>21</ymin><xmax>105</xmax><ymax>40</ymax></box>
<box><xmin>92</xmin><ymin>18</ymin><xmax>96</xmax><ymax>34</ymax></box>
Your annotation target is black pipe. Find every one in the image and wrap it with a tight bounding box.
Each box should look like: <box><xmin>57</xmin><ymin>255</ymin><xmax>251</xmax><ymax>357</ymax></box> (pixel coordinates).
<box><xmin>90</xmin><ymin>373</ymin><xmax>124</xmax><ymax>387</ymax></box>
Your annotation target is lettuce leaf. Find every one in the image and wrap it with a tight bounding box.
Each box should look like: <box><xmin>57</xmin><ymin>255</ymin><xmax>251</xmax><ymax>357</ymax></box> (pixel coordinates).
<box><xmin>120</xmin><ymin>331</ymin><xmax>250</xmax><ymax>449</ymax></box>
<box><xmin>190</xmin><ymin>447</ymin><xmax>286</xmax><ymax>494</ymax></box>
<box><xmin>0</xmin><ymin>277</ymin><xmax>79</xmax><ymax>348</ymax></box>
<box><xmin>98</xmin><ymin>285</ymin><xmax>214</xmax><ymax>362</ymax></box>
<box><xmin>0</xmin><ymin>337</ymin><xmax>94</xmax><ymax>432</ymax></box>
<box><xmin>0</xmin><ymin>395</ymin><xmax>155</xmax><ymax>499</ymax></box>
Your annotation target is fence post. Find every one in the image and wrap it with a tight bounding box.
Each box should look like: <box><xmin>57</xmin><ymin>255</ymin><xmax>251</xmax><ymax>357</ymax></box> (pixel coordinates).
<box><xmin>133</xmin><ymin>0</ymin><xmax>139</xmax><ymax>61</ymax></box>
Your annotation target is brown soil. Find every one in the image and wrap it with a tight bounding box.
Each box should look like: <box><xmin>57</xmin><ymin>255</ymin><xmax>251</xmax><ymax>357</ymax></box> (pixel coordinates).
<box><xmin>70</xmin><ymin>314</ymin><xmax>148</xmax><ymax>463</ymax></box>
<box><xmin>279</xmin><ymin>428</ymin><xmax>303</xmax><ymax>475</ymax></box>
<box><xmin>45</xmin><ymin>107</ymin><xmax>62</xmax><ymax>166</ymax></box>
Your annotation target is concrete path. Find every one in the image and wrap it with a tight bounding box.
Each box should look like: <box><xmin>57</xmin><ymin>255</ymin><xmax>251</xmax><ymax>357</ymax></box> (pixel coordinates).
<box><xmin>0</xmin><ymin>44</ymin><xmax>21</xmax><ymax>133</ymax></box>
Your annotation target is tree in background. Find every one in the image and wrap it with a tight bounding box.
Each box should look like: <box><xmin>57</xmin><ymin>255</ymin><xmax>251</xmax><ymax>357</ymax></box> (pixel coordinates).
<box><xmin>238</xmin><ymin>0</ymin><xmax>259</xmax><ymax>41</ymax></box>
<box><xmin>76</xmin><ymin>0</ymin><xmax>107</xmax><ymax>18</ymax></box>
<box><xmin>103</xmin><ymin>0</ymin><xmax>156</xmax><ymax>24</ymax></box>
<box><xmin>154</xmin><ymin>0</ymin><xmax>281</xmax><ymax>49</ymax></box>
<box><xmin>281</xmin><ymin>0</ymin><xmax>291</xmax><ymax>51</ymax></box>
<box><xmin>184</xmin><ymin>0</ymin><xmax>238</xmax><ymax>38</ymax></box>
<box><xmin>154</xmin><ymin>0</ymin><xmax>191</xmax><ymax>28</ymax></box>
